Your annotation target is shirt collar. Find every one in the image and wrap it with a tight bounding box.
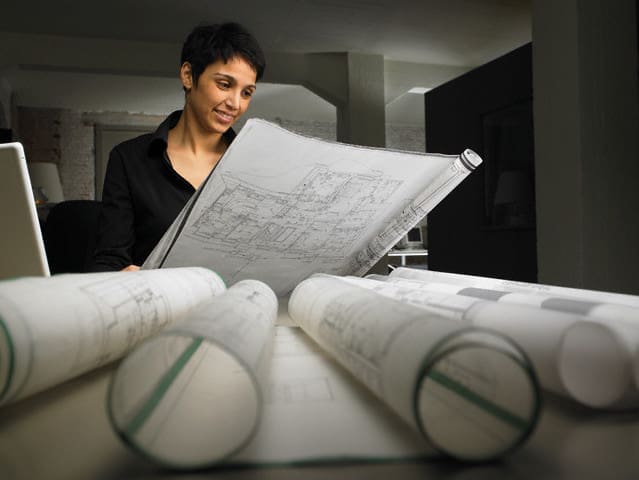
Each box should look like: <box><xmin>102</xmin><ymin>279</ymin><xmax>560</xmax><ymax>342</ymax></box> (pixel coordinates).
<box><xmin>148</xmin><ymin>110</ymin><xmax>237</xmax><ymax>154</ymax></box>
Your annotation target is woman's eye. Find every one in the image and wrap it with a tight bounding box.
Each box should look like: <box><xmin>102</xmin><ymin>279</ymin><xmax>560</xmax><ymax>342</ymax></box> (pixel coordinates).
<box><xmin>217</xmin><ymin>82</ymin><xmax>230</xmax><ymax>89</ymax></box>
<box><xmin>243</xmin><ymin>90</ymin><xmax>254</xmax><ymax>98</ymax></box>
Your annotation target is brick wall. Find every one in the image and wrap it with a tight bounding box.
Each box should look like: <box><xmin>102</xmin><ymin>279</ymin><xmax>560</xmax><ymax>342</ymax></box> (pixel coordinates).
<box><xmin>16</xmin><ymin>107</ymin><xmax>164</xmax><ymax>200</ymax></box>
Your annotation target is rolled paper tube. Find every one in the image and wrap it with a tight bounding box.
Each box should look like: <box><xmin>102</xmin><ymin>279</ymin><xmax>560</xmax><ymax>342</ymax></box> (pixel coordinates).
<box><xmin>389</xmin><ymin>267</ymin><xmax>639</xmax><ymax>309</ymax></box>
<box><xmin>342</xmin><ymin>275</ymin><xmax>591</xmax><ymax>402</ymax></box>
<box><xmin>107</xmin><ymin>280</ymin><xmax>277</xmax><ymax>469</ymax></box>
<box><xmin>361</xmin><ymin>274</ymin><xmax>639</xmax><ymax>409</ymax></box>
<box><xmin>558</xmin><ymin>320</ymin><xmax>639</xmax><ymax>409</ymax></box>
<box><xmin>0</xmin><ymin>267</ymin><xmax>226</xmax><ymax>406</ymax></box>
<box><xmin>415</xmin><ymin>329</ymin><xmax>541</xmax><ymax>460</ymax></box>
<box><xmin>364</xmin><ymin>273</ymin><xmax>391</xmax><ymax>282</ymax></box>
<box><xmin>288</xmin><ymin>275</ymin><xmax>541</xmax><ymax>461</ymax></box>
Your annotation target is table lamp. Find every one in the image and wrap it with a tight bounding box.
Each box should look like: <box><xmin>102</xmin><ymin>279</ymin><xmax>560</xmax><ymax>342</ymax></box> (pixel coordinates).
<box><xmin>27</xmin><ymin>162</ymin><xmax>64</xmax><ymax>205</ymax></box>
<box><xmin>492</xmin><ymin>170</ymin><xmax>534</xmax><ymax>227</ymax></box>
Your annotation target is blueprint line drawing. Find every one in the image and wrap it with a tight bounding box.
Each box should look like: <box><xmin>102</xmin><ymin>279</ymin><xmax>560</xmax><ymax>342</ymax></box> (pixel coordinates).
<box><xmin>143</xmin><ymin>119</ymin><xmax>481</xmax><ymax>296</ymax></box>
<box><xmin>186</xmin><ymin>167</ymin><xmax>401</xmax><ymax>271</ymax></box>
<box><xmin>0</xmin><ymin>267</ymin><xmax>225</xmax><ymax>406</ymax></box>
<box><xmin>264</xmin><ymin>377</ymin><xmax>334</xmax><ymax>404</ymax></box>
<box><xmin>232</xmin><ymin>325</ymin><xmax>435</xmax><ymax>465</ymax></box>
<box><xmin>79</xmin><ymin>274</ymin><xmax>171</xmax><ymax>367</ymax></box>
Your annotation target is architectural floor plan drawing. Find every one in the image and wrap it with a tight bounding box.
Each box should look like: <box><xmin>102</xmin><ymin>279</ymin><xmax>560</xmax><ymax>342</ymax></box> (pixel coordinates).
<box><xmin>80</xmin><ymin>273</ymin><xmax>169</xmax><ymax>366</ymax></box>
<box><xmin>187</xmin><ymin>166</ymin><xmax>402</xmax><ymax>265</ymax></box>
<box><xmin>143</xmin><ymin>119</ymin><xmax>482</xmax><ymax>296</ymax></box>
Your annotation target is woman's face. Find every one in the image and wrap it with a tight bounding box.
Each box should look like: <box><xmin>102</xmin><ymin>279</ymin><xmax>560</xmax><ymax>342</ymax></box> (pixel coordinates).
<box><xmin>182</xmin><ymin>56</ymin><xmax>257</xmax><ymax>135</ymax></box>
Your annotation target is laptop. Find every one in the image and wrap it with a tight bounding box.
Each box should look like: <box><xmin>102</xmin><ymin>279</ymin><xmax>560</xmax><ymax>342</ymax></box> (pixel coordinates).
<box><xmin>0</xmin><ymin>142</ymin><xmax>51</xmax><ymax>280</ymax></box>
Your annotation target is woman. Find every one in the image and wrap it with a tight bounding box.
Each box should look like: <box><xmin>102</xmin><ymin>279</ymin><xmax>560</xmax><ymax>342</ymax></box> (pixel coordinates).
<box><xmin>93</xmin><ymin>23</ymin><xmax>265</xmax><ymax>271</ymax></box>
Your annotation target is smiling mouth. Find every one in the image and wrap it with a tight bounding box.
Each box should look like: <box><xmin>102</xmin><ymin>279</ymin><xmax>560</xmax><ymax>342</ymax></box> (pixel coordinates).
<box><xmin>215</xmin><ymin>109</ymin><xmax>235</xmax><ymax>122</ymax></box>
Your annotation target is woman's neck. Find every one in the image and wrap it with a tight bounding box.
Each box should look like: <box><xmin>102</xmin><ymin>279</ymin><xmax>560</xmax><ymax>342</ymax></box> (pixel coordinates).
<box><xmin>169</xmin><ymin>108</ymin><xmax>227</xmax><ymax>156</ymax></box>
<box><xmin>165</xmin><ymin>110</ymin><xmax>229</xmax><ymax>189</ymax></box>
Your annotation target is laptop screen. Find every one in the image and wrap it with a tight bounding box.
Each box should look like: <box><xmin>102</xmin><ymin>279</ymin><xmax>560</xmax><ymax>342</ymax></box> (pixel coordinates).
<box><xmin>0</xmin><ymin>142</ymin><xmax>51</xmax><ymax>280</ymax></box>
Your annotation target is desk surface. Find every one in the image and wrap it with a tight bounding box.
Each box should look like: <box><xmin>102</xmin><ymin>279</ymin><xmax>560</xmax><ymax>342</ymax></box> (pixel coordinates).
<box><xmin>2</xmin><ymin>309</ymin><xmax>639</xmax><ymax>480</ymax></box>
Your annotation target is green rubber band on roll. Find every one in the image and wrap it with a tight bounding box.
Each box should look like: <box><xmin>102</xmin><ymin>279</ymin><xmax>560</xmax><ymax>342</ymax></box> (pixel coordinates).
<box><xmin>427</xmin><ymin>368</ymin><xmax>529</xmax><ymax>431</ymax></box>
<box><xmin>0</xmin><ymin>315</ymin><xmax>15</xmax><ymax>404</ymax></box>
<box><xmin>124</xmin><ymin>337</ymin><xmax>203</xmax><ymax>437</ymax></box>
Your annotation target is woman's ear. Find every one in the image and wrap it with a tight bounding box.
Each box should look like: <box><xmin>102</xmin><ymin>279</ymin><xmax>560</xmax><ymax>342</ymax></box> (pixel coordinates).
<box><xmin>180</xmin><ymin>62</ymin><xmax>193</xmax><ymax>92</ymax></box>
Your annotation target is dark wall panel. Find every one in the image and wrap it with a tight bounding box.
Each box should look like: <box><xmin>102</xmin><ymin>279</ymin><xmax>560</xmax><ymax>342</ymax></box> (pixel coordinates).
<box><xmin>425</xmin><ymin>43</ymin><xmax>537</xmax><ymax>282</ymax></box>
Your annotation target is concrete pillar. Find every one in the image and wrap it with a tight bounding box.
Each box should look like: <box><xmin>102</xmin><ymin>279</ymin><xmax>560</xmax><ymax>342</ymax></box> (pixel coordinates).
<box><xmin>532</xmin><ymin>0</ymin><xmax>639</xmax><ymax>294</ymax></box>
<box><xmin>298</xmin><ymin>52</ymin><xmax>386</xmax><ymax>147</ymax></box>
<box><xmin>335</xmin><ymin>53</ymin><xmax>386</xmax><ymax>147</ymax></box>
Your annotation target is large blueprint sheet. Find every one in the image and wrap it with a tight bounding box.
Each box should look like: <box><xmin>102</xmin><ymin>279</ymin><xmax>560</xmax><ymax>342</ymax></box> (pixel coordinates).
<box><xmin>144</xmin><ymin>119</ymin><xmax>480</xmax><ymax>296</ymax></box>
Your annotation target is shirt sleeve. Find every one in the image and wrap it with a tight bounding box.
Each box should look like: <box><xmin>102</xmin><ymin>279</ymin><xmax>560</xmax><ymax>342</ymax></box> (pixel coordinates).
<box><xmin>91</xmin><ymin>147</ymin><xmax>136</xmax><ymax>271</ymax></box>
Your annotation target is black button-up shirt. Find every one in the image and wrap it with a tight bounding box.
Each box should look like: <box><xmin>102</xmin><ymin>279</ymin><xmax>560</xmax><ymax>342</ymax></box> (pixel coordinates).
<box><xmin>93</xmin><ymin>110</ymin><xmax>235</xmax><ymax>271</ymax></box>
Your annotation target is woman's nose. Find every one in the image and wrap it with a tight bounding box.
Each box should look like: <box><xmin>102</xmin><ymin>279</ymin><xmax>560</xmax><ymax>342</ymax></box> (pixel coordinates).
<box><xmin>225</xmin><ymin>89</ymin><xmax>241</xmax><ymax>109</ymax></box>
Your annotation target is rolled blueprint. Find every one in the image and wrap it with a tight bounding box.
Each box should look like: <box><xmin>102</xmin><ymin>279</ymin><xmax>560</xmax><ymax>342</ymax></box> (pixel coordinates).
<box><xmin>344</xmin><ymin>275</ymin><xmax>577</xmax><ymax>396</ymax></box>
<box><xmin>0</xmin><ymin>267</ymin><xmax>225</xmax><ymax>406</ymax></box>
<box><xmin>558</xmin><ymin>319</ymin><xmax>639</xmax><ymax>408</ymax></box>
<box><xmin>388</xmin><ymin>267</ymin><xmax>639</xmax><ymax>310</ymax></box>
<box><xmin>288</xmin><ymin>274</ymin><xmax>541</xmax><ymax>461</ymax></box>
<box><xmin>382</xmin><ymin>268</ymin><xmax>639</xmax><ymax>409</ymax></box>
<box><xmin>108</xmin><ymin>280</ymin><xmax>277</xmax><ymax>469</ymax></box>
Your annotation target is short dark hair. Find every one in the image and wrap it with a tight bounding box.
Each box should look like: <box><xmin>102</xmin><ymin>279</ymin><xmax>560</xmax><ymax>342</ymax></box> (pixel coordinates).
<box><xmin>180</xmin><ymin>22</ymin><xmax>266</xmax><ymax>87</ymax></box>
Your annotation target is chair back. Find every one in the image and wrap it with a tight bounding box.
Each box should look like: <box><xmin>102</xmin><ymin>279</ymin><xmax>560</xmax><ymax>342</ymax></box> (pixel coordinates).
<box><xmin>43</xmin><ymin>200</ymin><xmax>102</xmax><ymax>274</ymax></box>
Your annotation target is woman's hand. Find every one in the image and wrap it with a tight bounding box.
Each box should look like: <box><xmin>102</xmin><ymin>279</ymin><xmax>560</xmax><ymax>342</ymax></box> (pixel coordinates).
<box><xmin>121</xmin><ymin>265</ymin><xmax>141</xmax><ymax>272</ymax></box>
